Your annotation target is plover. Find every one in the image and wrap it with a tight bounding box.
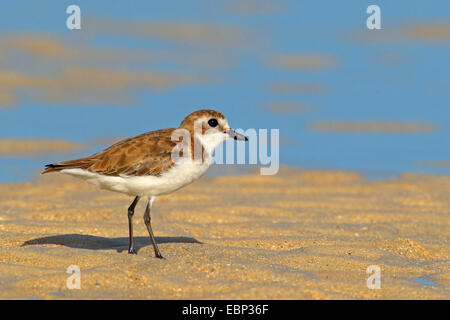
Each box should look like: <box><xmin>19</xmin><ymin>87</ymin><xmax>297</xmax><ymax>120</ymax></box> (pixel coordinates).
<box><xmin>42</xmin><ymin>109</ymin><xmax>247</xmax><ymax>258</ymax></box>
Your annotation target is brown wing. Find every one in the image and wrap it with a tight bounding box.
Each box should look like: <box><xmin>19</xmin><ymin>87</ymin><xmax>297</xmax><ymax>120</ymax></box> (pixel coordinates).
<box><xmin>42</xmin><ymin>128</ymin><xmax>177</xmax><ymax>177</ymax></box>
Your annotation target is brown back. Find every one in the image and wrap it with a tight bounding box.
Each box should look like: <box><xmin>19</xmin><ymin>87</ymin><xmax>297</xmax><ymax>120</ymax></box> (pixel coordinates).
<box><xmin>42</xmin><ymin>128</ymin><xmax>177</xmax><ymax>176</ymax></box>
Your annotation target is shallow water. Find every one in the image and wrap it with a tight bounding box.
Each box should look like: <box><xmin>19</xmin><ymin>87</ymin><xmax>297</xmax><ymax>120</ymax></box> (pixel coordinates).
<box><xmin>0</xmin><ymin>1</ymin><xmax>449</xmax><ymax>182</ymax></box>
<box><xmin>412</xmin><ymin>277</ymin><xmax>439</xmax><ymax>287</ymax></box>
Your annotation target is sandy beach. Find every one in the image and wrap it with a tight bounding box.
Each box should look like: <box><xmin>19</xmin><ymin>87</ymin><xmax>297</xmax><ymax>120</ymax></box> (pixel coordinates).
<box><xmin>0</xmin><ymin>168</ymin><xmax>448</xmax><ymax>299</ymax></box>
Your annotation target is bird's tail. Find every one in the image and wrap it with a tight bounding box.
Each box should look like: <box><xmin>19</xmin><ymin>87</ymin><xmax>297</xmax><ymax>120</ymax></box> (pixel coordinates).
<box><xmin>42</xmin><ymin>157</ymin><xmax>94</xmax><ymax>174</ymax></box>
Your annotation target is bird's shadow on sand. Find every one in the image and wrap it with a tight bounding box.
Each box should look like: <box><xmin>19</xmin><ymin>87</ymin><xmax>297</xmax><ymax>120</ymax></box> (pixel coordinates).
<box><xmin>21</xmin><ymin>234</ymin><xmax>202</xmax><ymax>254</ymax></box>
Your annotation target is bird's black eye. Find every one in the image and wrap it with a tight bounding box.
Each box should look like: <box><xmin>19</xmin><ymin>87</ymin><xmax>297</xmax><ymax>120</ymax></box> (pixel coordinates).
<box><xmin>208</xmin><ymin>118</ymin><xmax>218</xmax><ymax>127</ymax></box>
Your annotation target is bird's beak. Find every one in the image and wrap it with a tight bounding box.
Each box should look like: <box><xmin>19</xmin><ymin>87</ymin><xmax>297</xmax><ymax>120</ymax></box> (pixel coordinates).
<box><xmin>226</xmin><ymin>129</ymin><xmax>248</xmax><ymax>141</ymax></box>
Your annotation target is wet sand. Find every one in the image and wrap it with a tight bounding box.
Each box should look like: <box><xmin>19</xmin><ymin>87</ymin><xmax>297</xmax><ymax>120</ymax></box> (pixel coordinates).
<box><xmin>0</xmin><ymin>169</ymin><xmax>448</xmax><ymax>299</ymax></box>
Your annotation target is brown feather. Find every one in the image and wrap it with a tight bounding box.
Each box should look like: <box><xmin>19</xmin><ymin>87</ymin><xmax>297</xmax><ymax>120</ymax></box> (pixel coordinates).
<box><xmin>42</xmin><ymin>128</ymin><xmax>177</xmax><ymax>176</ymax></box>
<box><xmin>42</xmin><ymin>109</ymin><xmax>227</xmax><ymax>177</ymax></box>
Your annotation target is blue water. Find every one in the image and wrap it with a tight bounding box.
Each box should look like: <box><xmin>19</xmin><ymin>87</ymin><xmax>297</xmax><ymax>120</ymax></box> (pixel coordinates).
<box><xmin>0</xmin><ymin>0</ymin><xmax>449</xmax><ymax>182</ymax></box>
<box><xmin>412</xmin><ymin>277</ymin><xmax>439</xmax><ymax>287</ymax></box>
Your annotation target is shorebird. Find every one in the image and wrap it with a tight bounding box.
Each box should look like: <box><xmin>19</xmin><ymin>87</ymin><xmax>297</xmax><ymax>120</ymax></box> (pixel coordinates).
<box><xmin>42</xmin><ymin>109</ymin><xmax>247</xmax><ymax>258</ymax></box>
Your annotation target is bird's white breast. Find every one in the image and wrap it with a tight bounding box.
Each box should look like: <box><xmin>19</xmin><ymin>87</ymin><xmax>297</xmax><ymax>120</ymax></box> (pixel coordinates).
<box><xmin>61</xmin><ymin>158</ymin><xmax>211</xmax><ymax>197</ymax></box>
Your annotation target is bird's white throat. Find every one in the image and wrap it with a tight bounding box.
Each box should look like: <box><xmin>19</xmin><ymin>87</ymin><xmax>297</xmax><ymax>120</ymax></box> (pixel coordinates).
<box><xmin>195</xmin><ymin>131</ymin><xmax>228</xmax><ymax>155</ymax></box>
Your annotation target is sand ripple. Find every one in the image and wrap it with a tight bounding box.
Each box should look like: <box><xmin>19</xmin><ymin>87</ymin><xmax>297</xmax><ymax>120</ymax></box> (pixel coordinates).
<box><xmin>0</xmin><ymin>169</ymin><xmax>448</xmax><ymax>299</ymax></box>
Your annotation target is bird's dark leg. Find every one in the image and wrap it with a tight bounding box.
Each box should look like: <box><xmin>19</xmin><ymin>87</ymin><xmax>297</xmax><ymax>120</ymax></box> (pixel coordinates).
<box><xmin>143</xmin><ymin>197</ymin><xmax>163</xmax><ymax>259</ymax></box>
<box><xmin>127</xmin><ymin>196</ymin><xmax>140</xmax><ymax>254</ymax></box>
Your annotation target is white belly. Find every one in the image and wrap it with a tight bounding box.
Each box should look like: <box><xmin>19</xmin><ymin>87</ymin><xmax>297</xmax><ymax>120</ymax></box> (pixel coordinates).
<box><xmin>60</xmin><ymin>159</ymin><xmax>211</xmax><ymax>197</ymax></box>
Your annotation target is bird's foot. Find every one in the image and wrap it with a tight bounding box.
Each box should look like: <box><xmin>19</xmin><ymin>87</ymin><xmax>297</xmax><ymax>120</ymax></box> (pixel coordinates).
<box><xmin>128</xmin><ymin>248</ymin><xmax>137</xmax><ymax>255</ymax></box>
